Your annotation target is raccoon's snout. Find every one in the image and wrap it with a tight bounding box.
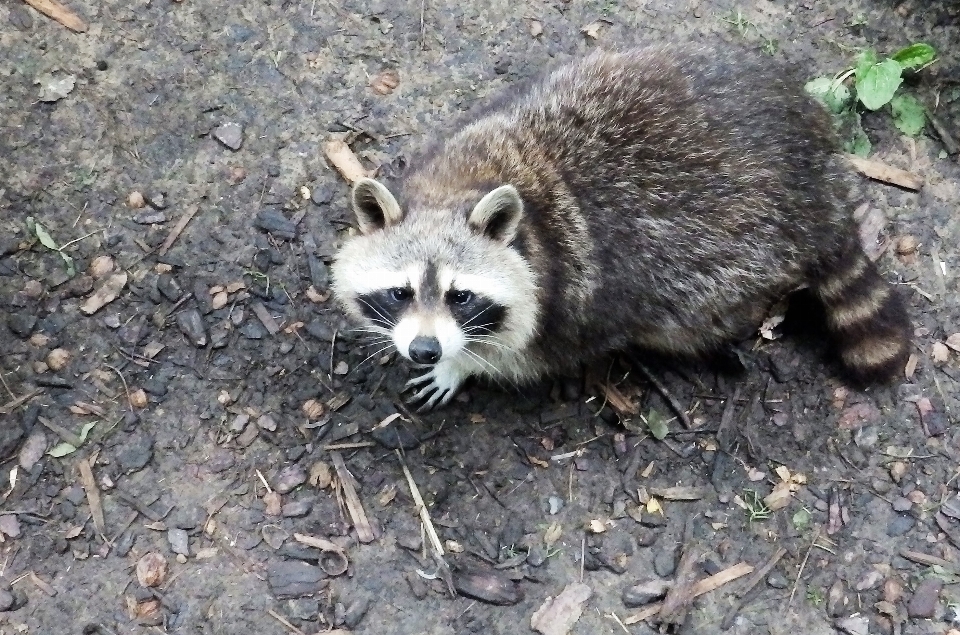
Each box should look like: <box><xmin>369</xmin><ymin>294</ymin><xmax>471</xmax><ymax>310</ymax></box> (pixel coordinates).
<box><xmin>408</xmin><ymin>336</ymin><xmax>442</xmax><ymax>365</ymax></box>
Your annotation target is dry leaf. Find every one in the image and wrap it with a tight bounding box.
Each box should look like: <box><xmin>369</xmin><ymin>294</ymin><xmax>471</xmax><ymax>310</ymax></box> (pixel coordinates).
<box><xmin>136</xmin><ymin>552</ymin><xmax>168</xmax><ymax>587</ymax></box>
<box><xmin>211</xmin><ymin>291</ymin><xmax>229</xmax><ymax>310</ymax></box>
<box><xmin>371</xmin><ymin>69</ymin><xmax>400</xmax><ymax>95</ymax></box>
<box><xmin>324</xmin><ymin>139</ymin><xmax>370</xmax><ymax>183</ymax></box>
<box><xmin>306</xmin><ymin>285</ymin><xmax>330</xmax><ymax>303</ymax></box>
<box><xmin>764</xmin><ymin>481</ymin><xmax>793</xmax><ymax>510</ymax></box>
<box><xmin>932</xmin><ymin>342</ymin><xmax>951</xmax><ymax>363</ymax></box>
<box><xmin>581</xmin><ymin>21</ymin><xmax>602</xmax><ymax>39</ymax></box>
<box><xmin>529</xmin><ymin>20</ymin><xmax>543</xmax><ymax>37</ymax></box>
<box><xmin>544</xmin><ymin>522</ymin><xmax>562</xmax><ymax>548</ymax></box>
<box><xmin>946</xmin><ymin>333</ymin><xmax>960</xmax><ymax>353</ymax></box>
<box><xmin>905</xmin><ymin>353</ymin><xmax>919</xmax><ymax>379</ymax></box>
<box><xmin>310</xmin><ymin>462</ymin><xmax>332</xmax><ymax>489</ymax></box>
<box><xmin>588</xmin><ymin>519</ymin><xmax>606</xmax><ymax>533</ymax></box>
<box><xmin>226</xmin><ymin>281</ymin><xmax>246</xmax><ymax>293</ymax></box>
<box><xmin>646</xmin><ymin>497</ymin><xmax>662</xmax><ymax>515</ymax></box>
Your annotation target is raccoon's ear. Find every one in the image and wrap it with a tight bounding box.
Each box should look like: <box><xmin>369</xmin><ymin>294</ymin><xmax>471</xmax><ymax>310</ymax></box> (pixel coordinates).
<box><xmin>351</xmin><ymin>178</ymin><xmax>403</xmax><ymax>234</ymax></box>
<box><xmin>468</xmin><ymin>185</ymin><xmax>524</xmax><ymax>244</ymax></box>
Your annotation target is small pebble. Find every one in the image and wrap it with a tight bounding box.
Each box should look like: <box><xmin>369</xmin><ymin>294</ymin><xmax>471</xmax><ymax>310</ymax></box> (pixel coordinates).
<box><xmin>887</xmin><ymin>514</ymin><xmax>915</xmax><ymax>536</ymax></box>
<box><xmin>213</xmin><ymin>122</ymin><xmax>244</xmax><ymax>150</ymax></box>
<box><xmin>274</xmin><ymin>464</ymin><xmax>308</xmax><ymax>494</ymax></box>
<box><xmin>906</xmin><ymin>577</ymin><xmax>942</xmax><ymax>619</ymax></box>
<box><xmin>168</xmin><ymin>528</ymin><xmax>189</xmax><ymax>556</ymax></box>
<box><xmin>653</xmin><ymin>549</ymin><xmax>677</xmax><ymax>578</ymax></box>
<box><xmin>766</xmin><ymin>572</ymin><xmax>789</xmax><ymax>589</ymax></box>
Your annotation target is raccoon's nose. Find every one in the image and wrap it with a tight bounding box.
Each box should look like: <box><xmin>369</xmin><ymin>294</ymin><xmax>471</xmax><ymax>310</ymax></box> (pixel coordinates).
<box><xmin>408</xmin><ymin>336</ymin><xmax>442</xmax><ymax>365</ymax></box>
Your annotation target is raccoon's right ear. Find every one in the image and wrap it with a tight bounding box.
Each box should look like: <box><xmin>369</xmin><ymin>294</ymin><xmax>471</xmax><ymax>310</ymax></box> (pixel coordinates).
<box><xmin>351</xmin><ymin>178</ymin><xmax>404</xmax><ymax>234</ymax></box>
<box><xmin>468</xmin><ymin>185</ymin><xmax>524</xmax><ymax>244</ymax></box>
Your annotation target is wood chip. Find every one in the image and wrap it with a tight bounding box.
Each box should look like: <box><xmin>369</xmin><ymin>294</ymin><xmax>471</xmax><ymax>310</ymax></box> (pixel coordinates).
<box><xmin>330</xmin><ymin>451</ymin><xmax>375</xmax><ymax>543</ymax></box>
<box><xmin>158</xmin><ymin>205</ymin><xmax>199</xmax><ymax>256</ymax></box>
<box><xmin>78</xmin><ymin>456</ymin><xmax>105</xmax><ymax>536</ymax></box>
<box><xmin>251</xmin><ymin>300</ymin><xmax>280</xmax><ymax>335</ymax></box>
<box><xmin>0</xmin><ymin>389</ymin><xmax>41</xmax><ymax>416</ymax></box>
<box><xmin>623</xmin><ymin>562</ymin><xmax>754</xmax><ymax>625</ymax></box>
<box><xmin>23</xmin><ymin>0</ymin><xmax>88</xmax><ymax>32</ymax></box>
<box><xmin>846</xmin><ymin>154</ymin><xmax>923</xmax><ymax>191</ymax></box>
<box><xmin>29</xmin><ymin>571</ymin><xmax>57</xmax><ymax>596</ymax></box>
<box><xmin>601</xmin><ymin>382</ymin><xmax>638</xmax><ymax>415</ymax></box>
<box><xmin>323</xmin><ymin>139</ymin><xmax>370</xmax><ymax>184</ymax></box>
<box><xmin>530</xmin><ymin>582</ymin><xmax>592</xmax><ymax>635</ymax></box>
<box><xmin>81</xmin><ymin>273</ymin><xmax>128</xmax><ymax>315</ymax></box>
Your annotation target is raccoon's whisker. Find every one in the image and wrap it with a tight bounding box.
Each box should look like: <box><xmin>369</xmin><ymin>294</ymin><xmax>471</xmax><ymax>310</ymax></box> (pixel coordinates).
<box><xmin>461</xmin><ymin>348</ymin><xmax>516</xmax><ymax>391</ymax></box>
<box><xmin>459</xmin><ymin>304</ymin><xmax>495</xmax><ymax>329</ymax></box>
<box><xmin>357</xmin><ymin>298</ymin><xmax>396</xmax><ymax>329</ymax></box>
<box><xmin>350</xmin><ymin>326</ymin><xmax>392</xmax><ymax>336</ymax></box>
<box><xmin>355</xmin><ymin>343</ymin><xmax>396</xmax><ymax>369</ymax></box>
<box><xmin>464</xmin><ymin>336</ymin><xmax>511</xmax><ymax>352</ymax></box>
<box><xmin>360</xmin><ymin>338</ymin><xmax>393</xmax><ymax>349</ymax></box>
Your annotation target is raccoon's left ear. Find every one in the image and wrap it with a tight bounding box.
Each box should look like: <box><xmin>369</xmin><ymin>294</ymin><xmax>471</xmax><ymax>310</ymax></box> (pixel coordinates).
<box><xmin>468</xmin><ymin>185</ymin><xmax>524</xmax><ymax>244</ymax></box>
<box><xmin>352</xmin><ymin>178</ymin><xmax>404</xmax><ymax>234</ymax></box>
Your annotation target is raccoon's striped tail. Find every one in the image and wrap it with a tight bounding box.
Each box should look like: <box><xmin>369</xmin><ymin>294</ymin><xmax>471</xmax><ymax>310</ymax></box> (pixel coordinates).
<box><xmin>815</xmin><ymin>248</ymin><xmax>911</xmax><ymax>384</ymax></box>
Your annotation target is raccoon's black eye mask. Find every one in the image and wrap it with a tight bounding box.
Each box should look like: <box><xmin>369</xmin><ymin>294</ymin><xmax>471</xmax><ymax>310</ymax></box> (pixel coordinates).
<box><xmin>356</xmin><ymin>287</ymin><xmax>412</xmax><ymax>327</ymax></box>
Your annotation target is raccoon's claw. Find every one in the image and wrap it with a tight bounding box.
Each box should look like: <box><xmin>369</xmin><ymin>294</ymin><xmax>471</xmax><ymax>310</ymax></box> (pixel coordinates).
<box><xmin>404</xmin><ymin>362</ymin><xmax>465</xmax><ymax>412</ymax></box>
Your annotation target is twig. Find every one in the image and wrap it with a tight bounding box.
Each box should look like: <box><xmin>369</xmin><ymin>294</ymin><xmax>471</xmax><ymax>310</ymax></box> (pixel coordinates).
<box><xmin>785</xmin><ymin>527</ymin><xmax>821</xmax><ymax>613</ymax></box>
<box><xmin>267</xmin><ymin>608</ymin><xmax>306</xmax><ymax>635</ymax></box>
<box><xmin>633</xmin><ymin>359</ymin><xmax>693</xmax><ymax>429</ymax></box>
<box><xmin>104</xmin><ymin>364</ymin><xmax>134</xmax><ymax>412</ymax></box>
<box><xmin>396</xmin><ymin>450</ymin><xmax>443</xmax><ymax>557</ymax></box>
<box><xmin>158</xmin><ymin>205</ymin><xmax>199</xmax><ymax>256</ymax></box>
<box><xmin>846</xmin><ymin>154</ymin><xmax>923</xmax><ymax>191</ymax></box>
<box><xmin>37</xmin><ymin>415</ymin><xmax>83</xmax><ymax>447</ymax></box>
<box><xmin>22</xmin><ymin>0</ymin><xmax>88</xmax><ymax>32</ymax></box>
<box><xmin>0</xmin><ymin>373</ymin><xmax>15</xmax><ymax>400</ymax></box>
<box><xmin>716</xmin><ymin>385</ymin><xmax>742</xmax><ymax>453</ymax></box>
<box><xmin>323</xmin><ymin>442</ymin><xmax>375</xmax><ymax>450</ymax></box>
<box><xmin>624</xmin><ymin>562</ymin><xmax>754</xmax><ymax>624</ymax></box>
<box><xmin>926</xmin><ymin>110</ymin><xmax>959</xmax><ymax>157</ymax></box>
<box><xmin>0</xmin><ymin>389</ymin><xmax>41</xmax><ymax>416</ymax></box>
<box><xmin>657</xmin><ymin>517</ymin><xmax>701</xmax><ymax>627</ymax></box>
<box><xmin>330</xmin><ymin>451</ymin><xmax>375</xmax><ymax>543</ymax></box>
<box><xmin>721</xmin><ymin>546</ymin><xmax>787</xmax><ymax>629</ymax></box>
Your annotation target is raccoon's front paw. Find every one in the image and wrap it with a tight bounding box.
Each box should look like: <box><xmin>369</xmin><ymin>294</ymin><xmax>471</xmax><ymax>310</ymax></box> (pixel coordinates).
<box><xmin>405</xmin><ymin>361</ymin><xmax>467</xmax><ymax>412</ymax></box>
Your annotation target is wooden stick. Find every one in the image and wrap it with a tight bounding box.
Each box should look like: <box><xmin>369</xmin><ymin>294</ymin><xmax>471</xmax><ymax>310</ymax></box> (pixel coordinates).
<box><xmin>396</xmin><ymin>450</ymin><xmax>445</xmax><ymax>557</ymax></box>
<box><xmin>158</xmin><ymin>205</ymin><xmax>199</xmax><ymax>256</ymax></box>
<box><xmin>623</xmin><ymin>562</ymin><xmax>754</xmax><ymax>625</ymax></box>
<box><xmin>329</xmin><ymin>451</ymin><xmax>375</xmax><ymax>543</ymax></box>
<box><xmin>0</xmin><ymin>390</ymin><xmax>41</xmax><ymax>416</ymax></box>
<box><xmin>77</xmin><ymin>457</ymin><xmax>106</xmax><ymax>537</ymax></box>
<box><xmin>22</xmin><ymin>0</ymin><xmax>87</xmax><ymax>32</ymax></box>
<box><xmin>846</xmin><ymin>154</ymin><xmax>923</xmax><ymax>191</ymax></box>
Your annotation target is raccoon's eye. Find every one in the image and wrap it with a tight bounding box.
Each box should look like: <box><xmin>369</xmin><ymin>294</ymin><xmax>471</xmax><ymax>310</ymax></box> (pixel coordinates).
<box><xmin>389</xmin><ymin>287</ymin><xmax>412</xmax><ymax>303</ymax></box>
<box><xmin>449</xmin><ymin>290</ymin><xmax>473</xmax><ymax>305</ymax></box>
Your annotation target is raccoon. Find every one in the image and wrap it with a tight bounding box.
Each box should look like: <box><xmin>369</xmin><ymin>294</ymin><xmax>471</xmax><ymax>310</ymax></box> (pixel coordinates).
<box><xmin>331</xmin><ymin>44</ymin><xmax>911</xmax><ymax>410</ymax></box>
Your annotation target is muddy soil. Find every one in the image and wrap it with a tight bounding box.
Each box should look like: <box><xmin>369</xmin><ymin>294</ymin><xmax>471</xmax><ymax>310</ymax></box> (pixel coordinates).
<box><xmin>1</xmin><ymin>1</ymin><xmax>959</xmax><ymax>634</ymax></box>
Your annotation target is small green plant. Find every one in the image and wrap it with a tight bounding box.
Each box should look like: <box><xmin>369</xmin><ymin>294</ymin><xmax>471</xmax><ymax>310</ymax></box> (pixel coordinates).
<box><xmin>806</xmin><ymin>586</ymin><xmax>825</xmax><ymax>606</ymax></box>
<box><xmin>742</xmin><ymin>489</ymin><xmax>772</xmax><ymax>523</ymax></box>
<box><xmin>721</xmin><ymin>9</ymin><xmax>778</xmax><ymax>56</ymax></box>
<box><xmin>805</xmin><ymin>43</ymin><xmax>937</xmax><ymax>155</ymax></box>
<box><xmin>26</xmin><ymin>217</ymin><xmax>76</xmax><ymax>276</ymax></box>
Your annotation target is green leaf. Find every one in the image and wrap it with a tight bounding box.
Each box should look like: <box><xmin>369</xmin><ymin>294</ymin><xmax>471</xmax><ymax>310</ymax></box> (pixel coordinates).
<box><xmin>854</xmin><ymin>49</ymin><xmax>878</xmax><ymax>84</ymax></box>
<box><xmin>46</xmin><ymin>422</ymin><xmax>95</xmax><ymax>457</ymax></box>
<box><xmin>77</xmin><ymin>421</ymin><xmax>96</xmax><ymax>443</ymax></box>
<box><xmin>31</xmin><ymin>219</ymin><xmax>61</xmax><ymax>251</ymax></box>
<box><xmin>856</xmin><ymin>59</ymin><xmax>903</xmax><ymax>110</ymax></box>
<box><xmin>891</xmin><ymin>43</ymin><xmax>936</xmax><ymax>70</ymax></box>
<box><xmin>48</xmin><ymin>442</ymin><xmax>78</xmax><ymax>457</ymax></box>
<box><xmin>844</xmin><ymin>113</ymin><xmax>872</xmax><ymax>157</ymax></box>
<box><xmin>890</xmin><ymin>93</ymin><xmax>927</xmax><ymax>136</ymax></box>
<box><xmin>645</xmin><ymin>409</ymin><xmax>669</xmax><ymax>441</ymax></box>
<box><xmin>804</xmin><ymin>77</ymin><xmax>850</xmax><ymax>114</ymax></box>
<box><xmin>792</xmin><ymin>508</ymin><xmax>811</xmax><ymax>531</ymax></box>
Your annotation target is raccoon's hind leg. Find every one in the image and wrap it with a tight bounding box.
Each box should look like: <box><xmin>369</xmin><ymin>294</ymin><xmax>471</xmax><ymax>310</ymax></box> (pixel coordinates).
<box><xmin>814</xmin><ymin>246</ymin><xmax>911</xmax><ymax>384</ymax></box>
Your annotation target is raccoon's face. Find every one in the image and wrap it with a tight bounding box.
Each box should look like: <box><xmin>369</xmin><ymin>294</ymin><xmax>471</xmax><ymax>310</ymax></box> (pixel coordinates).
<box><xmin>331</xmin><ymin>178</ymin><xmax>539</xmax><ymax>369</ymax></box>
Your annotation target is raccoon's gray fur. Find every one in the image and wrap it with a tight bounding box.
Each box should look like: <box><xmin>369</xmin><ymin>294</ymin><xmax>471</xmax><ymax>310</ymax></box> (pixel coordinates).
<box><xmin>331</xmin><ymin>44</ymin><xmax>911</xmax><ymax>410</ymax></box>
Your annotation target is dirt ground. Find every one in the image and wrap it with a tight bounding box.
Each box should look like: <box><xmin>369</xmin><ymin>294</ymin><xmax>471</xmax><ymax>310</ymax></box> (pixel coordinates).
<box><xmin>1</xmin><ymin>0</ymin><xmax>959</xmax><ymax>634</ymax></box>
